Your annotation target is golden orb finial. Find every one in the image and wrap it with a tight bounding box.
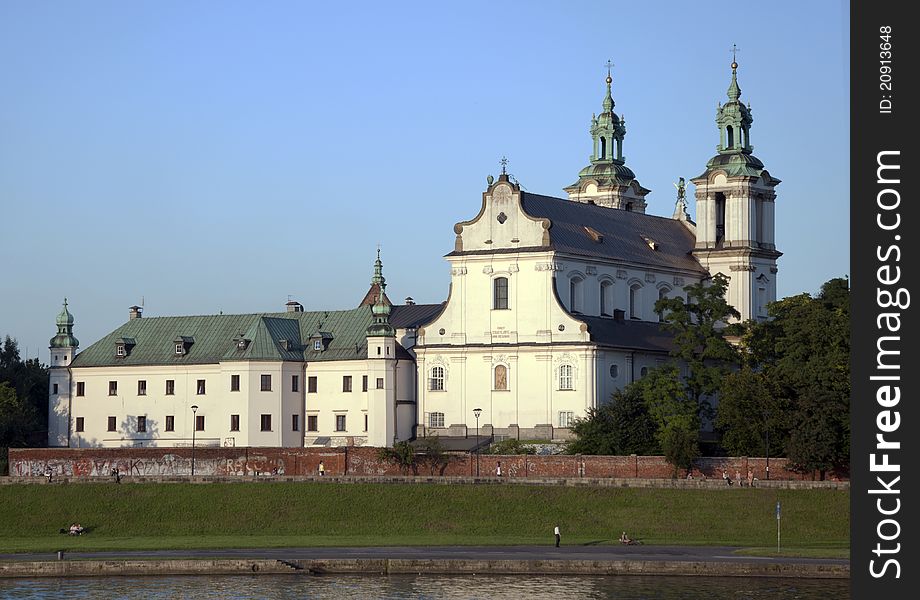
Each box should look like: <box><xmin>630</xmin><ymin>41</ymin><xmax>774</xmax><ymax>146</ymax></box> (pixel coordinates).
<box><xmin>606</xmin><ymin>74</ymin><xmax>612</xmax><ymax>84</ymax></box>
<box><xmin>731</xmin><ymin>61</ymin><xmax>738</xmax><ymax>70</ymax></box>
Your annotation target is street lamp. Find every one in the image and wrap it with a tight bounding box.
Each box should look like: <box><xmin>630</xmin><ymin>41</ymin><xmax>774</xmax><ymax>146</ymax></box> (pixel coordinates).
<box><xmin>191</xmin><ymin>405</ymin><xmax>199</xmax><ymax>477</ymax></box>
<box><xmin>473</xmin><ymin>407</ymin><xmax>482</xmax><ymax>477</ymax></box>
<box><xmin>762</xmin><ymin>408</ymin><xmax>770</xmax><ymax>481</ymax></box>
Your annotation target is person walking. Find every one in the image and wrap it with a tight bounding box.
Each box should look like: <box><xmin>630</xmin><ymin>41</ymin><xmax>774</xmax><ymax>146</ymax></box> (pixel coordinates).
<box><xmin>318</xmin><ymin>461</ymin><xmax>325</xmax><ymax>477</ymax></box>
<box><xmin>496</xmin><ymin>461</ymin><xmax>502</xmax><ymax>477</ymax></box>
<box><xmin>554</xmin><ymin>524</ymin><xmax>561</xmax><ymax>548</ymax></box>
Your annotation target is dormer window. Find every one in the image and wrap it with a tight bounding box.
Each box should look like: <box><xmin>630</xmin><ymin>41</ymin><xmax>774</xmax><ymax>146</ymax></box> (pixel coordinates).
<box><xmin>313</xmin><ymin>340</ymin><xmax>322</xmax><ymax>351</ymax></box>
<box><xmin>114</xmin><ymin>337</ymin><xmax>135</xmax><ymax>358</ymax></box>
<box><xmin>641</xmin><ymin>235</ymin><xmax>659</xmax><ymax>250</ymax></box>
<box><xmin>173</xmin><ymin>336</ymin><xmax>194</xmax><ymax>356</ymax></box>
<box><xmin>116</xmin><ymin>344</ymin><xmax>125</xmax><ymax>357</ymax></box>
<box><xmin>279</xmin><ymin>339</ymin><xmax>291</xmax><ymax>351</ymax></box>
<box><xmin>310</xmin><ymin>332</ymin><xmax>333</xmax><ymax>352</ymax></box>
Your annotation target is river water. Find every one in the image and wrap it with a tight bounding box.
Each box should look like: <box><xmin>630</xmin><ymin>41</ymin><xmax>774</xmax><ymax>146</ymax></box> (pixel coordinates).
<box><xmin>0</xmin><ymin>574</ymin><xmax>848</xmax><ymax>599</ymax></box>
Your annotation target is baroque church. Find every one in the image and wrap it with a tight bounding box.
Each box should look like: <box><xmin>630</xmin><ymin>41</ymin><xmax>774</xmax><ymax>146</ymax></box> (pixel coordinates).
<box><xmin>48</xmin><ymin>60</ymin><xmax>780</xmax><ymax>449</ymax></box>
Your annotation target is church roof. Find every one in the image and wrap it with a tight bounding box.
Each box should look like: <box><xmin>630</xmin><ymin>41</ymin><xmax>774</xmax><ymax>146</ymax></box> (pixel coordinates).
<box><xmin>390</xmin><ymin>303</ymin><xmax>444</xmax><ymax>329</ymax></box>
<box><xmin>71</xmin><ymin>306</ymin><xmax>401</xmax><ymax>368</ymax></box>
<box><xmin>578</xmin><ymin>316</ymin><xmax>675</xmax><ymax>353</ymax></box>
<box><xmin>516</xmin><ymin>192</ymin><xmax>707</xmax><ymax>274</ymax></box>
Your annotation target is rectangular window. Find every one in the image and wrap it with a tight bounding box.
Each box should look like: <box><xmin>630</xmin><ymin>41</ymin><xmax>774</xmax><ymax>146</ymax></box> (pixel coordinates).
<box><xmin>230</xmin><ymin>414</ymin><xmax>240</xmax><ymax>431</ymax></box>
<box><xmin>165</xmin><ymin>380</ymin><xmax>175</xmax><ymax>395</ymax></box>
<box><xmin>559</xmin><ymin>411</ymin><xmax>575</xmax><ymax>428</ymax></box>
<box><xmin>292</xmin><ymin>414</ymin><xmax>300</xmax><ymax>431</ymax></box>
<box><xmin>52</xmin><ymin>383</ymin><xmax>59</xmax><ymax>395</ymax></box>
<box><xmin>335</xmin><ymin>414</ymin><xmax>346</xmax><ymax>432</ymax></box>
<box><xmin>116</xmin><ymin>345</ymin><xmax>125</xmax><ymax>357</ymax></box>
<box><xmin>137</xmin><ymin>380</ymin><xmax>146</xmax><ymax>396</ymax></box>
<box><xmin>75</xmin><ymin>417</ymin><xmax>84</xmax><ymax>432</ymax></box>
<box><xmin>292</xmin><ymin>375</ymin><xmax>299</xmax><ymax>392</ymax></box>
<box><xmin>108</xmin><ymin>381</ymin><xmax>117</xmax><ymax>396</ymax></box>
<box><xmin>362</xmin><ymin>375</ymin><xmax>368</xmax><ymax>392</ymax></box>
<box><xmin>307</xmin><ymin>415</ymin><xmax>318</xmax><ymax>432</ymax></box>
<box><xmin>429</xmin><ymin>412</ymin><xmax>445</xmax><ymax>428</ymax></box>
<box><xmin>376</xmin><ymin>377</ymin><xmax>384</xmax><ymax>389</ymax></box>
<box><xmin>429</xmin><ymin>366</ymin><xmax>444</xmax><ymax>391</ymax></box>
<box><xmin>313</xmin><ymin>340</ymin><xmax>322</xmax><ymax>351</ymax></box>
<box><xmin>308</xmin><ymin>376</ymin><xmax>317</xmax><ymax>393</ymax></box>
<box><xmin>195</xmin><ymin>415</ymin><xmax>205</xmax><ymax>431</ymax></box>
<box><xmin>260</xmin><ymin>414</ymin><xmax>272</xmax><ymax>431</ymax></box>
<box><xmin>196</xmin><ymin>379</ymin><xmax>206</xmax><ymax>395</ymax></box>
<box><xmin>559</xmin><ymin>365</ymin><xmax>574</xmax><ymax>390</ymax></box>
<box><xmin>175</xmin><ymin>343</ymin><xmax>184</xmax><ymax>355</ymax></box>
<box><xmin>260</xmin><ymin>374</ymin><xmax>272</xmax><ymax>392</ymax></box>
<box><xmin>231</xmin><ymin>374</ymin><xmax>240</xmax><ymax>392</ymax></box>
<box><xmin>165</xmin><ymin>415</ymin><xmax>175</xmax><ymax>432</ymax></box>
<box><xmin>493</xmin><ymin>276</ymin><xmax>509</xmax><ymax>309</ymax></box>
<box><xmin>76</xmin><ymin>382</ymin><xmax>85</xmax><ymax>397</ymax></box>
<box><xmin>343</xmin><ymin>375</ymin><xmax>352</xmax><ymax>392</ymax></box>
<box><xmin>107</xmin><ymin>416</ymin><xmax>116</xmax><ymax>432</ymax></box>
<box><xmin>137</xmin><ymin>415</ymin><xmax>147</xmax><ymax>433</ymax></box>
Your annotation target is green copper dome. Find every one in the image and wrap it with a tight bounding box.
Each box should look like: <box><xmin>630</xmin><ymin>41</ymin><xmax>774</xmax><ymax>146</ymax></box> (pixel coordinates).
<box><xmin>366</xmin><ymin>251</ymin><xmax>395</xmax><ymax>338</ymax></box>
<box><xmin>50</xmin><ymin>298</ymin><xmax>79</xmax><ymax>348</ymax></box>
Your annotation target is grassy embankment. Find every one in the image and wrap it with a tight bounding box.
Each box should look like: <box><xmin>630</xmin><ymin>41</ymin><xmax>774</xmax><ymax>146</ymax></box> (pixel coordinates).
<box><xmin>0</xmin><ymin>483</ymin><xmax>849</xmax><ymax>557</ymax></box>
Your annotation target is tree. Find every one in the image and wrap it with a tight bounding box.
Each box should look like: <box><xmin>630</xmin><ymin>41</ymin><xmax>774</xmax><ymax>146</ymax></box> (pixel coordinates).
<box><xmin>655</xmin><ymin>273</ymin><xmax>741</xmax><ymax>418</ymax></box>
<box><xmin>566</xmin><ymin>384</ymin><xmax>658</xmax><ymax>455</ymax></box>
<box><xmin>377</xmin><ymin>441</ymin><xmax>417</xmax><ymax>475</ymax></box>
<box><xmin>633</xmin><ymin>365</ymin><xmax>701</xmax><ymax>472</ymax></box>
<box><xmin>0</xmin><ymin>382</ymin><xmax>39</xmax><ymax>448</ymax></box>
<box><xmin>659</xmin><ymin>421</ymin><xmax>700</xmax><ymax>476</ymax></box>
<box><xmin>715</xmin><ymin>367</ymin><xmax>789</xmax><ymax>457</ymax></box>
<box><xmin>0</xmin><ymin>336</ymin><xmax>49</xmax><ymax>440</ymax></box>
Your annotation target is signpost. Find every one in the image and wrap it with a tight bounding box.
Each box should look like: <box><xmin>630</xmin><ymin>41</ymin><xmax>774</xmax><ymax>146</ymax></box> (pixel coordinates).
<box><xmin>776</xmin><ymin>501</ymin><xmax>781</xmax><ymax>552</ymax></box>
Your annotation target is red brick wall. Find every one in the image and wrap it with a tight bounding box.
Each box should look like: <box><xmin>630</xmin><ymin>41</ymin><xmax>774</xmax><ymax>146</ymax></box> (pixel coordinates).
<box><xmin>8</xmin><ymin>448</ymin><xmax>846</xmax><ymax>481</ymax></box>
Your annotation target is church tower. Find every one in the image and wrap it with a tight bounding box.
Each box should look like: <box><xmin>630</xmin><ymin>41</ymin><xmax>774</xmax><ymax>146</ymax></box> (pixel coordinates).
<box><xmin>564</xmin><ymin>66</ymin><xmax>650</xmax><ymax>211</ymax></box>
<box><xmin>690</xmin><ymin>57</ymin><xmax>781</xmax><ymax>322</ymax></box>
<box><xmin>365</xmin><ymin>250</ymin><xmax>397</xmax><ymax>447</ymax></box>
<box><xmin>48</xmin><ymin>299</ymin><xmax>79</xmax><ymax>447</ymax></box>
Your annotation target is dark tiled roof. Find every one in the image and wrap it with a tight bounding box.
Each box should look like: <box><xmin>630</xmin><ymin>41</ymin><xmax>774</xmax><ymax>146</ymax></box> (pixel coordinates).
<box><xmin>513</xmin><ymin>192</ymin><xmax>706</xmax><ymax>274</ymax></box>
<box><xmin>578</xmin><ymin>316</ymin><xmax>675</xmax><ymax>353</ymax></box>
<box><xmin>390</xmin><ymin>303</ymin><xmax>445</xmax><ymax>329</ymax></box>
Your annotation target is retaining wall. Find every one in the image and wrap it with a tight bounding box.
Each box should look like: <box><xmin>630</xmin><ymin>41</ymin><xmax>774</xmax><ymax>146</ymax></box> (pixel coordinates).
<box><xmin>7</xmin><ymin>447</ymin><xmax>847</xmax><ymax>481</ymax></box>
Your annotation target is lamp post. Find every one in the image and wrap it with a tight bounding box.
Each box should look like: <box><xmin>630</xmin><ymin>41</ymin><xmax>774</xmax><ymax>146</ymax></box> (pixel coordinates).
<box><xmin>473</xmin><ymin>407</ymin><xmax>482</xmax><ymax>477</ymax></box>
<box><xmin>191</xmin><ymin>405</ymin><xmax>199</xmax><ymax>477</ymax></box>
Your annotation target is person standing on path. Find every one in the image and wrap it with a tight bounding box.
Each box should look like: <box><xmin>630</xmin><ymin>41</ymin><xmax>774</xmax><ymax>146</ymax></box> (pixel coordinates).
<box><xmin>318</xmin><ymin>461</ymin><xmax>325</xmax><ymax>476</ymax></box>
<box><xmin>554</xmin><ymin>525</ymin><xmax>561</xmax><ymax>548</ymax></box>
<box><xmin>496</xmin><ymin>461</ymin><xmax>502</xmax><ymax>477</ymax></box>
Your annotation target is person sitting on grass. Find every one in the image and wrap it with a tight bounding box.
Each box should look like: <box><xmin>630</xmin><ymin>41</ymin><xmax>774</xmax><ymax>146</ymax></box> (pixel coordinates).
<box><xmin>619</xmin><ymin>531</ymin><xmax>634</xmax><ymax>545</ymax></box>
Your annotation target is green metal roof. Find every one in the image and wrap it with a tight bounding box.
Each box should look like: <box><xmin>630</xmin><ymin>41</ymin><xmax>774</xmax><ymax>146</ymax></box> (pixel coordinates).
<box><xmin>71</xmin><ymin>307</ymin><xmax>375</xmax><ymax>368</ymax></box>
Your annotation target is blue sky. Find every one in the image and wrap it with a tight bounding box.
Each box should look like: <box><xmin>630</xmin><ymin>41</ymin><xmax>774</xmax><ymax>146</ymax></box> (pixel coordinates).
<box><xmin>1</xmin><ymin>1</ymin><xmax>849</xmax><ymax>360</ymax></box>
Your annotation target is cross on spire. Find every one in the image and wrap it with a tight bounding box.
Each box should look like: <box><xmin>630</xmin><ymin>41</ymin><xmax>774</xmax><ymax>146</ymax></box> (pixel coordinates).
<box><xmin>730</xmin><ymin>44</ymin><xmax>740</xmax><ymax>69</ymax></box>
<box><xmin>500</xmin><ymin>156</ymin><xmax>508</xmax><ymax>174</ymax></box>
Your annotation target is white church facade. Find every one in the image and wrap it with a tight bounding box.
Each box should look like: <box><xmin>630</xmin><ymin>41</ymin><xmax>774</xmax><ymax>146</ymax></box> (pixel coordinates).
<box><xmin>47</xmin><ymin>60</ymin><xmax>779</xmax><ymax>448</ymax></box>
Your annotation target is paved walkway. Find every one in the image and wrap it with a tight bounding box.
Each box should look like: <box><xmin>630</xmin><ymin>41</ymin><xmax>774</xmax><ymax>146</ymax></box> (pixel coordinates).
<box><xmin>0</xmin><ymin>545</ymin><xmax>848</xmax><ymax>567</ymax></box>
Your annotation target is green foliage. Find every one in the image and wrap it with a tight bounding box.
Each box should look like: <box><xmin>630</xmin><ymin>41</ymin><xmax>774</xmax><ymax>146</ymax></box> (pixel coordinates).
<box><xmin>566</xmin><ymin>384</ymin><xmax>658</xmax><ymax>456</ymax></box>
<box><xmin>655</xmin><ymin>273</ymin><xmax>741</xmax><ymax>408</ymax></box>
<box><xmin>736</xmin><ymin>277</ymin><xmax>850</xmax><ymax>476</ymax></box>
<box><xmin>659</xmin><ymin>422</ymin><xmax>700</xmax><ymax>476</ymax></box>
<box><xmin>0</xmin><ymin>336</ymin><xmax>49</xmax><ymax>449</ymax></box>
<box><xmin>715</xmin><ymin>368</ymin><xmax>789</xmax><ymax>457</ymax></box>
<box><xmin>0</xmin><ymin>483</ymin><xmax>850</xmax><ymax>554</ymax></box>
<box><xmin>488</xmin><ymin>438</ymin><xmax>536</xmax><ymax>455</ymax></box>
<box><xmin>376</xmin><ymin>441</ymin><xmax>417</xmax><ymax>474</ymax></box>
<box><xmin>633</xmin><ymin>365</ymin><xmax>701</xmax><ymax>468</ymax></box>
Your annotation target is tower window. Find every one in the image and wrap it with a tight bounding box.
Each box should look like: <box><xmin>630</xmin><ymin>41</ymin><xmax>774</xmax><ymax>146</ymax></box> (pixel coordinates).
<box><xmin>726</xmin><ymin>125</ymin><xmax>735</xmax><ymax>149</ymax></box>
<box><xmin>600</xmin><ymin>136</ymin><xmax>607</xmax><ymax>159</ymax></box>
<box><xmin>493</xmin><ymin>277</ymin><xmax>509</xmax><ymax>310</ymax></box>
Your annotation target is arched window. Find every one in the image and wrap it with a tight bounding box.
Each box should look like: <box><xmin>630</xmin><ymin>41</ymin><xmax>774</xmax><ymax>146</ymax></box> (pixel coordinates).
<box><xmin>494</xmin><ymin>365</ymin><xmax>508</xmax><ymax>391</ymax></box>
<box><xmin>493</xmin><ymin>277</ymin><xmax>509</xmax><ymax>310</ymax></box>
<box><xmin>429</xmin><ymin>366</ymin><xmax>444</xmax><ymax>391</ymax></box>
<box><xmin>600</xmin><ymin>136</ymin><xmax>607</xmax><ymax>159</ymax></box>
<box><xmin>559</xmin><ymin>365</ymin><xmax>574</xmax><ymax>390</ymax></box>
<box><xmin>569</xmin><ymin>276</ymin><xmax>584</xmax><ymax>313</ymax></box>
<box><xmin>629</xmin><ymin>283</ymin><xmax>642</xmax><ymax>320</ymax></box>
<box><xmin>726</xmin><ymin>125</ymin><xmax>734</xmax><ymax>149</ymax></box>
<box><xmin>714</xmin><ymin>192</ymin><xmax>726</xmax><ymax>246</ymax></box>
<box><xmin>600</xmin><ymin>280</ymin><xmax>613</xmax><ymax>316</ymax></box>
<box><xmin>657</xmin><ymin>287</ymin><xmax>670</xmax><ymax>322</ymax></box>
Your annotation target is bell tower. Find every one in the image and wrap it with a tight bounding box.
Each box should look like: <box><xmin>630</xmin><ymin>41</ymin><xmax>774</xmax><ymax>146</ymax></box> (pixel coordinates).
<box><xmin>365</xmin><ymin>250</ymin><xmax>398</xmax><ymax>447</ymax></box>
<box><xmin>564</xmin><ymin>64</ymin><xmax>650</xmax><ymax>212</ymax></box>
<box><xmin>48</xmin><ymin>299</ymin><xmax>79</xmax><ymax>447</ymax></box>
<box><xmin>690</xmin><ymin>56</ymin><xmax>781</xmax><ymax>322</ymax></box>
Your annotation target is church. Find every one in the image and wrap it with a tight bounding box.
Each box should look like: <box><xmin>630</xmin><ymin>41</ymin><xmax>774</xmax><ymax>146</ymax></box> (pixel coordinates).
<box><xmin>47</xmin><ymin>59</ymin><xmax>780</xmax><ymax>449</ymax></box>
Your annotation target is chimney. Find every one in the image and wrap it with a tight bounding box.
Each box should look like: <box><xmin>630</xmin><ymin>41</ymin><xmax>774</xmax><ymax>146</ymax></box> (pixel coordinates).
<box><xmin>129</xmin><ymin>306</ymin><xmax>143</xmax><ymax>320</ymax></box>
<box><xmin>286</xmin><ymin>300</ymin><xmax>304</xmax><ymax>313</ymax></box>
<box><xmin>613</xmin><ymin>309</ymin><xmax>625</xmax><ymax>322</ymax></box>
<box><xmin>404</xmin><ymin>296</ymin><xmax>415</xmax><ymax>306</ymax></box>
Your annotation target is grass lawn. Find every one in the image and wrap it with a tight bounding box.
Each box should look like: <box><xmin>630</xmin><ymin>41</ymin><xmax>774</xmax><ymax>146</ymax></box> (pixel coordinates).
<box><xmin>0</xmin><ymin>483</ymin><xmax>849</xmax><ymax>557</ymax></box>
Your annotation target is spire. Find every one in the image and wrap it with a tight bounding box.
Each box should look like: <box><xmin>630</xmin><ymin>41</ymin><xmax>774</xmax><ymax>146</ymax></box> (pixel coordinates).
<box><xmin>602</xmin><ymin>61</ymin><xmax>614</xmax><ymax>112</ymax></box>
<box><xmin>714</xmin><ymin>48</ymin><xmax>753</xmax><ymax>155</ymax></box>
<box><xmin>365</xmin><ymin>250</ymin><xmax>394</xmax><ymax>337</ymax></box>
<box><xmin>50</xmin><ymin>298</ymin><xmax>79</xmax><ymax>348</ymax></box>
